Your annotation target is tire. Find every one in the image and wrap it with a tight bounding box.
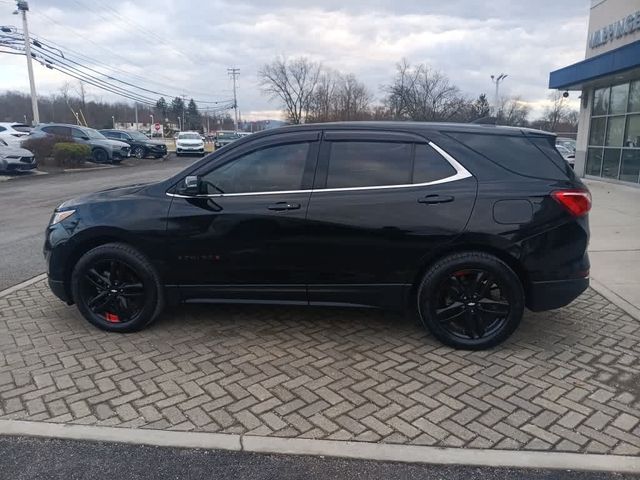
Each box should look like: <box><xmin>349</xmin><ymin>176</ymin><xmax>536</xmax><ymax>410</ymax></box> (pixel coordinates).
<box><xmin>132</xmin><ymin>146</ymin><xmax>146</xmax><ymax>159</ymax></box>
<box><xmin>416</xmin><ymin>251</ymin><xmax>524</xmax><ymax>350</ymax></box>
<box><xmin>92</xmin><ymin>148</ymin><xmax>109</xmax><ymax>163</ymax></box>
<box><xmin>71</xmin><ymin>243</ymin><xmax>164</xmax><ymax>333</ymax></box>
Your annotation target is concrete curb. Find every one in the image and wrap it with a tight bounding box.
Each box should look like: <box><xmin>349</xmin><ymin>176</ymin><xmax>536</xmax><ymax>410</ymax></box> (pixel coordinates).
<box><xmin>590</xmin><ymin>277</ymin><xmax>640</xmax><ymax>321</ymax></box>
<box><xmin>0</xmin><ymin>273</ymin><xmax>46</xmax><ymax>299</ymax></box>
<box><xmin>0</xmin><ymin>420</ymin><xmax>638</xmax><ymax>473</ymax></box>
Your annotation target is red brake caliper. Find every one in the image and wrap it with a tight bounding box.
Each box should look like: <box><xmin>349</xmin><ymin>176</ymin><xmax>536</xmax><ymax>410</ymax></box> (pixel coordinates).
<box><xmin>105</xmin><ymin>312</ymin><xmax>120</xmax><ymax>323</ymax></box>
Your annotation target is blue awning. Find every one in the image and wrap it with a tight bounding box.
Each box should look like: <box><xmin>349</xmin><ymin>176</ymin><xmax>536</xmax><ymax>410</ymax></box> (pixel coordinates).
<box><xmin>549</xmin><ymin>39</ymin><xmax>640</xmax><ymax>90</ymax></box>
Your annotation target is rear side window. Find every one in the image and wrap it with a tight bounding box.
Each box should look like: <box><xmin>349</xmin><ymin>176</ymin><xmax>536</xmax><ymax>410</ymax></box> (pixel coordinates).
<box><xmin>528</xmin><ymin>136</ymin><xmax>573</xmax><ymax>175</ymax></box>
<box><xmin>413</xmin><ymin>144</ymin><xmax>456</xmax><ymax>183</ymax></box>
<box><xmin>327</xmin><ymin>141</ymin><xmax>412</xmax><ymax>188</ymax></box>
<box><xmin>42</xmin><ymin>126</ymin><xmax>70</xmax><ymax>137</ymax></box>
<box><xmin>448</xmin><ymin>132</ymin><xmax>566</xmax><ymax>179</ymax></box>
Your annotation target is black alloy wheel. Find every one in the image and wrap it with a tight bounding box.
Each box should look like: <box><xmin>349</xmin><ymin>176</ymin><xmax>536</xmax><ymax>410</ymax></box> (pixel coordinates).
<box><xmin>71</xmin><ymin>243</ymin><xmax>164</xmax><ymax>332</ymax></box>
<box><xmin>132</xmin><ymin>146</ymin><xmax>146</xmax><ymax>159</ymax></box>
<box><xmin>418</xmin><ymin>252</ymin><xmax>524</xmax><ymax>350</ymax></box>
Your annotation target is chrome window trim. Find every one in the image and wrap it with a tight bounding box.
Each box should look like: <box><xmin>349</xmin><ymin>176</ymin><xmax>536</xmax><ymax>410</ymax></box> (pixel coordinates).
<box><xmin>167</xmin><ymin>141</ymin><xmax>473</xmax><ymax>199</ymax></box>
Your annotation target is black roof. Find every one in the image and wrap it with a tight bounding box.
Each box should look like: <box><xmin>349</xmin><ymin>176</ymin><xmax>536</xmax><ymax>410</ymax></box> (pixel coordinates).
<box><xmin>263</xmin><ymin>121</ymin><xmax>555</xmax><ymax>137</ymax></box>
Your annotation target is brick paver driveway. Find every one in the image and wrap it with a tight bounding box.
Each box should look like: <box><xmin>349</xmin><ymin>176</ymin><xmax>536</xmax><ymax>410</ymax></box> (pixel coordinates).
<box><xmin>1</xmin><ymin>280</ymin><xmax>639</xmax><ymax>455</ymax></box>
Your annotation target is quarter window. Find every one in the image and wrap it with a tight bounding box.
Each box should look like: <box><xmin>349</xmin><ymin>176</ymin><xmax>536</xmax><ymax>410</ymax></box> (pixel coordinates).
<box><xmin>413</xmin><ymin>144</ymin><xmax>456</xmax><ymax>183</ymax></box>
<box><xmin>202</xmin><ymin>142</ymin><xmax>310</xmax><ymax>194</ymax></box>
<box><xmin>326</xmin><ymin>141</ymin><xmax>412</xmax><ymax>188</ymax></box>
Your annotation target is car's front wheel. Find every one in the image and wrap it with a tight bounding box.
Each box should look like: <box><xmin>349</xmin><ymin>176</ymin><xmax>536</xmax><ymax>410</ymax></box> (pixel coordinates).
<box><xmin>417</xmin><ymin>251</ymin><xmax>524</xmax><ymax>350</ymax></box>
<box><xmin>71</xmin><ymin>243</ymin><xmax>164</xmax><ymax>332</ymax></box>
<box><xmin>132</xmin><ymin>146</ymin><xmax>146</xmax><ymax>159</ymax></box>
<box><xmin>92</xmin><ymin>148</ymin><xmax>108</xmax><ymax>163</ymax></box>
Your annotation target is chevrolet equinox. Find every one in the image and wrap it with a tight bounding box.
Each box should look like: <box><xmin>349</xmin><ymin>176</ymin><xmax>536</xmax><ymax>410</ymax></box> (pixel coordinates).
<box><xmin>45</xmin><ymin>122</ymin><xmax>591</xmax><ymax>349</ymax></box>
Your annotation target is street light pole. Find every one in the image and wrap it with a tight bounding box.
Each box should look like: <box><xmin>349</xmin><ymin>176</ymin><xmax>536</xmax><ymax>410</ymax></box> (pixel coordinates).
<box><xmin>17</xmin><ymin>1</ymin><xmax>39</xmax><ymax>125</ymax></box>
<box><xmin>112</xmin><ymin>115</ymin><xmax>115</xmax><ymax>129</ymax></box>
<box><xmin>490</xmin><ymin>73</ymin><xmax>508</xmax><ymax>115</ymax></box>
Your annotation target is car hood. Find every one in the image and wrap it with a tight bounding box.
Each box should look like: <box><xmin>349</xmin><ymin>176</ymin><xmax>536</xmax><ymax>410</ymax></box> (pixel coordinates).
<box><xmin>59</xmin><ymin>182</ymin><xmax>153</xmax><ymax>209</ymax></box>
<box><xmin>0</xmin><ymin>145</ymin><xmax>33</xmax><ymax>157</ymax></box>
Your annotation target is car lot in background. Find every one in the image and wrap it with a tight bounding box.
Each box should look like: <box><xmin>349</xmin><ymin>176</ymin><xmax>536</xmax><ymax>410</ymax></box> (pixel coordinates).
<box><xmin>0</xmin><ymin>138</ymin><xmax>36</xmax><ymax>173</ymax></box>
<box><xmin>30</xmin><ymin>123</ymin><xmax>131</xmax><ymax>164</ymax></box>
<box><xmin>213</xmin><ymin>130</ymin><xmax>242</xmax><ymax>149</ymax></box>
<box><xmin>556</xmin><ymin>137</ymin><xmax>576</xmax><ymax>152</ymax></box>
<box><xmin>555</xmin><ymin>143</ymin><xmax>575</xmax><ymax>168</ymax></box>
<box><xmin>99</xmin><ymin>129</ymin><xmax>167</xmax><ymax>159</ymax></box>
<box><xmin>175</xmin><ymin>131</ymin><xmax>205</xmax><ymax>156</ymax></box>
<box><xmin>0</xmin><ymin>122</ymin><xmax>31</xmax><ymax>146</ymax></box>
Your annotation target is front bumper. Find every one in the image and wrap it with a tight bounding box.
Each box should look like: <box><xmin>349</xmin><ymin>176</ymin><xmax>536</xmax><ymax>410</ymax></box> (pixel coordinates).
<box><xmin>112</xmin><ymin>147</ymin><xmax>131</xmax><ymax>160</ymax></box>
<box><xmin>526</xmin><ymin>277</ymin><xmax>589</xmax><ymax>311</ymax></box>
<box><xmin>176</xmin><ymin>145</ymin><xmax>205</xmax><ymax>154</ymax></box>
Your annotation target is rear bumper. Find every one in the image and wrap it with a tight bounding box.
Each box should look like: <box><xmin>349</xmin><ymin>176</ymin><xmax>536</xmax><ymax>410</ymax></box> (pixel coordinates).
<box><xmin>526</xmin><ymin>277</ymin><xmax>589</xmax><ymax>311</ymax></box>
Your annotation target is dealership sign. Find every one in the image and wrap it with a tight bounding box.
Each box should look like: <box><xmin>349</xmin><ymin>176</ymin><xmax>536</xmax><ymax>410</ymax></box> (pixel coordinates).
<box><xmin>589</xmin><ymin>11</ymin><xmax>640</xmax><ymax>49</ymax></box>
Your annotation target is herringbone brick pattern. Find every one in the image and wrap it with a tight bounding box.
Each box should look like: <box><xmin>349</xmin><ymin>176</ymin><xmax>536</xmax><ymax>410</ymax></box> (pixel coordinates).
<box><xmin>1</xmin><ymin>281</ymin><xmax>639</xmax><ymax>455</ymax></box>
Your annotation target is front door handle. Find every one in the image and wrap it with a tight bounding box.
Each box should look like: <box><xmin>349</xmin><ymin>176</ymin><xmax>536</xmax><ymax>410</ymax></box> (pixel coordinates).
<box><xmin>268</xmin><ymin>201</ymin><xmax>301</xmax><ymax>211</ymax></box>
<box><xmin>418</xmin><ymin>194</ymin><xmax>454</xmax><ymax>205</ymax></box>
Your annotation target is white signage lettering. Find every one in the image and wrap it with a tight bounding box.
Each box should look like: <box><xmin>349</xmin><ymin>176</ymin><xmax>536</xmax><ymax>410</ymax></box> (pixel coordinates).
<box><xmin>590</xmin><ymin>11</ymin><xmax>640</xmax><ymax>49</ymax></box>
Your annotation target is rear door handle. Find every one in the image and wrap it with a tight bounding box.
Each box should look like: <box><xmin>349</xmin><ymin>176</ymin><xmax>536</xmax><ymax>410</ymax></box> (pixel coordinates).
<box><xmin>268</xmin><ymin>201</ymin><xmax>301</xmax><ymax>211</ymax></box>
<box><xmin>418</xmin><ymin>194</ymin><xmax>454</xmax><ymax>204</ymax></box>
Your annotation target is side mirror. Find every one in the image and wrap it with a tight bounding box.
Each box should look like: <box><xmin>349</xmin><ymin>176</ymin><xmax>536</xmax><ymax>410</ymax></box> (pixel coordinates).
<box><xmin>81</xmin><ymin>136</ymin><xmax>90</xmax><ymax>141</ymax></box>
<box><xmin>178</xmin><ymin>175</ymin><xmax>201</xmax><ymax>196</ymax></box>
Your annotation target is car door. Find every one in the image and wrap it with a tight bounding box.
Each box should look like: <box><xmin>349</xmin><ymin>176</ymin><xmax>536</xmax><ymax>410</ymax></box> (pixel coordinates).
<box><xmin>305</xmin><ymin>129</ymin><xmax>477</xmax><ymax>309</ymax></box>
<box><xmin>71</xmin><ymin>127</ymin><xmax>91</xmax><ymax>146</ymax></box>
<box><xmin>165</xmin><ymin>130</ymin><xmax>320</xmax><ymax>303</ymax></box>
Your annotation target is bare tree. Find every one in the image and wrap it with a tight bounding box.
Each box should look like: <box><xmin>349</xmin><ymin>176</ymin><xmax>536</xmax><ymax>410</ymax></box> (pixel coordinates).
<box><xmin>542</xmin><ymin>91</ymin><xmax>571</xmax><ymax>131</ymax></box>
<box><xmin>258</xmin><ymin>57</ymin><xmax>322</xmax><ymax>124</ymax></box>
<box><xmin>495</xmin><ymin>96</ymin><xmax>530</xmax><ymax>127</ymax></box>
<box><xmin>308</xmin><ymin>70</ymin><xmax>372</xmax><ymax>122</ymax></box>
<box><xmin>384</xmin><ymin>59</ymin><xmax>467</xmax><ymax>121</ymax></box>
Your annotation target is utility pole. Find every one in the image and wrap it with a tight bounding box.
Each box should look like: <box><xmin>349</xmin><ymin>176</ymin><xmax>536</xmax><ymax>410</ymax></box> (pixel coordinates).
<box><xmin>490</xmin><ymin>73</ymin><xmax>508</xmax><ymax>115</ymax></box>
<box><xmin>181</xmin><ymin>94</ymin><xmax>186</xmax><ymax>131</ymax></box>
<box><xmin>17</xmin><ymin>1</ymin><xmax>39</xmax><ymax>125</ymax></box>
<box><xmin>227</xmin><ymin>68</ymin><xmax>240</xmax><ymax>132</ymax></box>
<box><xmin>134</xmin><ymin>102</ymin><xmax>138</xmax><ymax>132</ymax></box>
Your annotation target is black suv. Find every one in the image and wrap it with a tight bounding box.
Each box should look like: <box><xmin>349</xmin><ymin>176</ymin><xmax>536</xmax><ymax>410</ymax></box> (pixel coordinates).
<box><xmin>44</xmin><ymin>122</ymin><xmax>591</xmax><ymax>350</ymax></box>
<box><xmin>99</xmin><ymin>129</ymin><xmax>167</xmax><ymax>159</ymax></box>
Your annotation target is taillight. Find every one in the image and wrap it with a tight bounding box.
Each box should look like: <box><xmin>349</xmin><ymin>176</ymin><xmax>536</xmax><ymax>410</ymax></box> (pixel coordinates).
<box><xmin>551</xmin><ymin>189</ymin><xmax>591</xmax><ymax>217</ymax></box>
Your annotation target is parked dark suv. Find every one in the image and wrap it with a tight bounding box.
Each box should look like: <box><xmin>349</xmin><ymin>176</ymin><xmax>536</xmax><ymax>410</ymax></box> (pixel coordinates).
<box><xmin>44</xmin><ymin>122</ymin><xmax>591</xmax><ymax>349</ymax></box>
<box><xmin>99</xmin><ymin>129</ymin><xmax>167</xmax><ymax>159</ymax></box>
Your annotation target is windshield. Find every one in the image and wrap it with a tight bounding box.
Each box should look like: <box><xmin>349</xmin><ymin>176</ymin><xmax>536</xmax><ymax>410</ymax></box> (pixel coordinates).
<box><xmin>129</xmin><ymin>131</ymin><xmax>150</xmax><ymax>140</ymax></box>
<box><xmin>84</xmin><ymin>128</ymin><xmax>106</xmax><ymax>140</ymax></box>
<box><xmin>179</xmin><ymin>133</ymin><xmax>201</xmax><ymax>140</ymax></box>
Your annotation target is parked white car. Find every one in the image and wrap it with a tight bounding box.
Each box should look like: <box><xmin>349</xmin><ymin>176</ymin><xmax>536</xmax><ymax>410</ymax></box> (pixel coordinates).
<box><xmin>176</xmin><ymin>131</ymin><xmax>205</xmax><ymax>156</ymax></box>
<box><xmin>0</xmin><ymin>138</ymin><xmax>36</xmax><ymax>173</ymax></box>
<box><xmin>0</xmin><ymin>122</ymin><xmax>31</xmax><ymax>146</ymax></box>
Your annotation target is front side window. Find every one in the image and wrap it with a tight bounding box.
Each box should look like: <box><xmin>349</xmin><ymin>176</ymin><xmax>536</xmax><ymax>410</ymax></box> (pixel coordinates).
<box><xmin>201</xmin><ymin>142</ymin><xmax>310</xmax><ymax>194</ymax></box>
<box><xmin>326</xmin><ymin>141</ymin><xmax>412</xmax><ymax>188</ymax></box>
<box><xmin>71</xmin><ymin>128</ymin><xmax>86</xmax><ymax>139</ymax></box>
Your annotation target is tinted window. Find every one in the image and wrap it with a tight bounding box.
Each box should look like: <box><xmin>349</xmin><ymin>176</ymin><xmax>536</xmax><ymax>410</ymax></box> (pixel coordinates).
<box><xmin>528</xmin><ymin>136</ymin><xmax>573</xmax><ymax>174</ymax></box>
<box><xmin>42</xmin><ymin>126</ymin><xmax>70</xmax><ymax>137</ymax></box>
<box><xmin>327</xmin><ymin>141</ymin><xmax>412</xmax><ymax>188</ymax></box>
<box><xmin>71</xmin><ymin>128</ymin><xmax>86</xmax><ymax>139</ymax></box>
<box><xmin>0</xmin><ymin>127</ymin><xmax>6</xmax><ymax>132</ymax></box>
<box><xmin>12</xmin><ymin>124</ymin><xmax>31</xmax><ymax>133</ymax></box>
<box><xmin>448</xmin><ymin>132</ymin><xmax>566</xmax><ymax>180</ymax></box>
<box><xmin>413</xmin><ymin>144</ymin><xmax>456</xmax><ymax>183</ymax></box>
<box><xmin>203</xmin><ymin>142</ymin><xmax>310</xmax><ymax>194</ymax></box>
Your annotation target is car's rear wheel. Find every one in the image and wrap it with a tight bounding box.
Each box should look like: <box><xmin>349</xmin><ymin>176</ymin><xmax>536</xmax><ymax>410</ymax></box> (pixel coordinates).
<box><xmin>92</xmin><ymin>148</ymin><xmax>108</xmax><ymax>163</ymax></box>
<box><xmin>71</xmin><ymin>243</ymin><xmax>164</xmax><ymax>332</ymax></box>
<box><xmin>132</xmin><ymin>146</ymin><xmax>146</xmax><ymax>159</ymax></box>
<box><xmin>417</xmin><ymin>252</ymin><xmax>524</xmax><ymax>350</ymax></box>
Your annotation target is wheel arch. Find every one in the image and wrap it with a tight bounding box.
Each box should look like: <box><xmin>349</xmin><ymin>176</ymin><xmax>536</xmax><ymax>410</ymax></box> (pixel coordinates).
<box><xmin>407</xmin><ymin>240</ymin><xmax>530</xmax><ymax>309</ymax></box>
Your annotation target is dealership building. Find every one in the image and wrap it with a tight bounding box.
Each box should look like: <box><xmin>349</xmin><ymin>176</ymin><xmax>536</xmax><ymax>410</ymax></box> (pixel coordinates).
<box><xmin>549</xmin><ymin>0</ymin><xmax>640</xmax><ymax>185</ymax></box>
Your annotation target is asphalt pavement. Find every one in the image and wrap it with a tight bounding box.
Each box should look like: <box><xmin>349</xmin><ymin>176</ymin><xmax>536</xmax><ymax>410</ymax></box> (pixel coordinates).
<box><xmin>0</xmin><ymin>155</ymin><xmax>190</xmax><ymax>291</ymax></box>
<box><xmin>1</xmin><ymin>436</ymin><xmax>636</xmax><ymax>480</ymax></box>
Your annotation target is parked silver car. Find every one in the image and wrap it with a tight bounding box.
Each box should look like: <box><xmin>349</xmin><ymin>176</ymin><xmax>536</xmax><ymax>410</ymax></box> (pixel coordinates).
<box><xmin>0</xmin><ymin>138</ymin><xmax>36</xmax><ymax>172</ymax></box>
<box><xmin>29</xmin><ymin>123</ymin><xmax>130</xmax><ymax>164</ymax></box>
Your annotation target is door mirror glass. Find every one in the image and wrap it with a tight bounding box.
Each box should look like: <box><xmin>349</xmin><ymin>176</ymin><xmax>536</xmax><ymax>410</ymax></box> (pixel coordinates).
<box><xmin>81</xmin><ymin>136</ymin><xmax>90</xmax><ymax>141</ymax></box>
<box><xmin>178</xmin><ymin>175</ymin><xmax>201</xmax><ymax>196</ymax></box>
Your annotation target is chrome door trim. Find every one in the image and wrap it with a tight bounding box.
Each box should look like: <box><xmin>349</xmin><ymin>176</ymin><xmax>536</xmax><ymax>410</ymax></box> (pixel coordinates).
<box><xmin>167</xmin><ymin>141</ymin><xmax>473</xmax><ymax>199</ymax></box>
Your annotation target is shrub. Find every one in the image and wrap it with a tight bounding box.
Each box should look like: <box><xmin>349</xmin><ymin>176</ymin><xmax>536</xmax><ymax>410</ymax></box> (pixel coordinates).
<box><xmin>21</xmin><ymin>135</ymin><xmax>70</xmax><ymax>161</ymax></box>
<box><xmin>51</xmin><ymin>142</ymin><xmax>90</xmax><ymax>168</ymax></box>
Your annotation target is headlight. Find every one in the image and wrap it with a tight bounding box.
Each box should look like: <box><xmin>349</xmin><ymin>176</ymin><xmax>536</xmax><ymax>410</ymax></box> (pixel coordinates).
<box><xmin>51</xmin><ymin>209</ymin><xmax>76</xmax><ymax>225</ymax></box>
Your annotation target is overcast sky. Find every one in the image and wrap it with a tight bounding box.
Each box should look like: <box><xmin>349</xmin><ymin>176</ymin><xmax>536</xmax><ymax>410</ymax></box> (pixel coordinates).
<box><xmin>0</xmin><ymin>0</ymin><xmax>590</xmax><ymax>120</ymax></box>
